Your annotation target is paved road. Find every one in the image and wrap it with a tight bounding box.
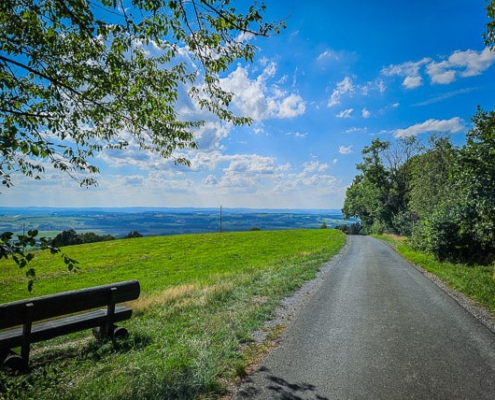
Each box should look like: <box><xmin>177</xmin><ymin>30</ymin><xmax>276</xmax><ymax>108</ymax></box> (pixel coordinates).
<box><xmin>233</xmin><ymin>235</ymin><xmax>495</xmax><ymax>399</ymax></box>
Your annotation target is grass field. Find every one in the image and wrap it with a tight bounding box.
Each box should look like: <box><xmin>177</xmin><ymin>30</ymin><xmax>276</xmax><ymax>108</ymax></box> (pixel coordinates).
<box><xmin>0</xmin><ymin>229</ymin><xmax>346</xmax><ymax>399</ymax></box>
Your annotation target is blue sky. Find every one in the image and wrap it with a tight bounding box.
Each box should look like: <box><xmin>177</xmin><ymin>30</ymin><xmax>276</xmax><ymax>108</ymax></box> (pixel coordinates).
<box><xmin>3</xmin><ymin>0</ymin><xmax>495</xmax><ymax>209</ymax></box>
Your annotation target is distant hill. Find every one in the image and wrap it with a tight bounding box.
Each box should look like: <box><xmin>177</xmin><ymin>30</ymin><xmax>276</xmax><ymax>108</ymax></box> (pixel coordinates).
<box><xmin>0</xmin><ymin>207</ymin><xmax>354</xmax><ymax>238</ymax></box>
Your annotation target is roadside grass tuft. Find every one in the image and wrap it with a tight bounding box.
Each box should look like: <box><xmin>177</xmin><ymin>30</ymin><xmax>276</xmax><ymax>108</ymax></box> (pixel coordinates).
<box><xmin>0</xmin><ymin>229</ymin><xmax>345</xmax><ymax>399</ymax></box>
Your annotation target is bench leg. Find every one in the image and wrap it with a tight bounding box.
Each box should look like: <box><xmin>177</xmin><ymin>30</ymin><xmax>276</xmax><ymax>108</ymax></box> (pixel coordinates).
<box><xmin>112</xmin><ymin>326</ymin><xmax>129</xmax><ymax>340</ymax></box>
<box><xmin>1</xmin><ymin>350</ymin><xmax>23</xmax><ymax>375</ymax></box>
<box><xmin>20</xmin><ymin>303</ymin><xmax>34</xmax><ymax>372</ymax></box>
<box><xmin>92</xmin><ymin>325</ymin><xmax>129</xmax><ymax>341</ymax></box>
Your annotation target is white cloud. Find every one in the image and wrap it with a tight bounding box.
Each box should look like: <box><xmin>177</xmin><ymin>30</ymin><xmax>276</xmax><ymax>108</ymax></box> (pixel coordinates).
<box><xmin>381</xmin><ymin>58</ymin><xmax>431</xmax><ymax>89</ymax></box>
<box><xmin>427</xmin><ymin>48</ymin><xmax>495</xmax><ymax>84</ymax></box>
<box><xmin>345</xmin><ymin>127</ymin><xmax>368</xmax><ymax>134</ymax></box>
<box><xmin>382</xmin><ymin>48</ymin><xmax>495</xmax><ymax>88</ymax></box>
<box><xmin>394</xmin><ymin>117</ymin><xmax>465</xmax><ymax>138</ymax></box>
<box><xmin>336</xmin><ymin>108</ymin><xmax>354</xmax><ymax>118</ymax></box>
<box><xmin>220</xmin><ymin>62</ymin><xmax>306</xmax><ymax>121</ymax></box>
<box><xmin>317</xmin><ymin>49</ymin><xmax>340</xmax><ymax>61</ymax></box>
<box><xmin>362</xmin><ymin>108</ymin><xmax>371</xmax><ymax>118</ymax></box>
<box><xmin>328</xmin><ymin>77</ymin><xmax>355</xmax><ymax>107</ymax></box>
<box><xmin>277</xmin><ymin>93</ymin><xmax>307</xmax><ymax>118</ymax></box>
<box><xmin>402</xmin><ymin>75</ymin><xmax>423</xmax><ymax>88</ymax></box>
<box><xmin>339</xmin><ymin>145</ymin><xmax>353</xmax><ymax>154</ymax></box>
<box><xmin>327</xmin><ymin>77</ymin><xmax>384</xmax><ymax>107</ymax></box>
<box><xmin>303</xmin><ymin>161</ymin><xmax>329</xmax><ymax>173</ymax></box>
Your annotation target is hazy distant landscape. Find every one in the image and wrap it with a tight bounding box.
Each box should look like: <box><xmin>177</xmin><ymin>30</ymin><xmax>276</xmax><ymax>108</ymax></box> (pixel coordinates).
<box><xmin>0</xmin><ymin>207</ymin><xmax>352</xmax><ymax>238</ymax></box>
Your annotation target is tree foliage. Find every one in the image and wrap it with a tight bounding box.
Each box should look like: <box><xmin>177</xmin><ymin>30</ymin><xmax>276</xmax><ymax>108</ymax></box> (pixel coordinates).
<box><xmin>0</xmin><ymin>0</ymin><xmax>282</xmax><ymax>288</ymax></box>
<box><xmin>123</xmin><ymin>230</ymin><xmax>143</xmax><ymax>239</ymax></box>
<box><xmin>343</xmin><ymin>4</ymin><xmax>495</xmax><ymax>264</ymax></box>
<box><xmin>342</xmin><ymin>137</ymin><xmax>422</xmax><ymax>235</ymax></box>
<box><xmin>0</xmin><ymin>230</ymin><xmax>77</xmax><ymax>291</ymax></box>
<box><xmin>408</xmin><ymin>135</ymin><xmax>454</xmax><ymax>219</ymax></box>
<box><xmin>344</xmin><ymin>108</ymin><xmax>495</xmax><ymax>265</ymax></box>
<box><xmin>485</xmin><ymin>0</ymin><xmax>495</xmax><ymax>49</ymax></box>
<box><xmin>54</xmin><ymin>229</ymin><xmax>115</xmax><ymax>246</ymax></box>
<box><xmin>0</xmin><ymin>0</ymin><xmax>283</xmax><ymax>187</ymax></box>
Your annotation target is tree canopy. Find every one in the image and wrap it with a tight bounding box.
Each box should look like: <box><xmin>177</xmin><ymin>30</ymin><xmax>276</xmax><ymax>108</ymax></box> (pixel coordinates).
<box><xmin>0</xmin><ymin>0</ymin><xmax>284</xmax><ymax>188</ymax></box>
<box><xmin>343</xmin><ymin>109</ymin><xmax>495</xmax><ymax>265</ymax></box>
<box><xmin>0</xmin><ymin>0</ymin><xmax>283</xmax><ymax>289</ymax></box>
<box><xmin>342</xmin><ymin>1</ymin><xmax>495</xmax><ymax>264</ymax></box>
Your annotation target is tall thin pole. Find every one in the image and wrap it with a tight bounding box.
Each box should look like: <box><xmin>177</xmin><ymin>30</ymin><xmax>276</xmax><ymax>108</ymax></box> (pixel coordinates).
<box><xmin>220</xmin><ymin>205</ymin><xmax>223</xmax><ymax>233</ymax></box>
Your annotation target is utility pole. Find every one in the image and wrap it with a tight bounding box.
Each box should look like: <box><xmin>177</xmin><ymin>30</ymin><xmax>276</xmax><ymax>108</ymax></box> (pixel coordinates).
<box><xmin>220</xmin><ymin>205</ymin><xmax>223</xmax><ymax>233</ymax></box>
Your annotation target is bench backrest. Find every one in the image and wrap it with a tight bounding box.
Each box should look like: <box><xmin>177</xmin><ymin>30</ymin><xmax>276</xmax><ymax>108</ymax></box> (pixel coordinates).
<box><xmin>0</xmin><ymin>280</ymin><xmax>140</xmax><ymax>330</ymax></box>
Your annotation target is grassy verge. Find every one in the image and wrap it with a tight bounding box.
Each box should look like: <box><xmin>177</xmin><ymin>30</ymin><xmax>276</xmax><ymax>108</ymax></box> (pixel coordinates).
<box><xmin>0</xmin><ymin>229</ymin><xmax>345</xmax><ymax>400</ymax></box>
<box><xmin>373</xmin><ymin>234</ymin><xmax>495</xmax><ymax>314</ymax></box>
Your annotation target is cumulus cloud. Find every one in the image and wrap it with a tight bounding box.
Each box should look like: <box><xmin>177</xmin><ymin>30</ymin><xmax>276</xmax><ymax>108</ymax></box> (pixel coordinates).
<box><xmin>394</xmin><ymin>117</ymin><xmax>465</xmax><ymax>138</ymax></box>
<box><xmin>303</xmin><ymin>161</ymin><xmax>329</xmax><ymax>173</ymax></box>
<box><xmin>362</xmin><ymin>108</ymin><xmax>371</xmax><ymax>118</ymax></box>
<box><xmin>427</xmin><ymin>48</ymin><xmax>495</xmax><ymax>84</ymax></box>
<box><xmin>194</xmin><ymin>121</ymin><xmax>230</xmax><ymax>152</ymax></box>
<box><xmin>339</xmin><ymin>145</ymin><xmax>353</xmax><ymax>154</ymax></box>
<box><xmin>220</xmin><ymin>62</ymin><xmax>306</xmax><ymax>121</ymax></box>
<box><xmin>382</xmin><ymin>48</ymin><xmax>495</xmax><ymax>88</ymax></box>
<box><xmin>381</xmin><ymin>58</ymin><xmax>431</xmax><ymax>88</ymax></box>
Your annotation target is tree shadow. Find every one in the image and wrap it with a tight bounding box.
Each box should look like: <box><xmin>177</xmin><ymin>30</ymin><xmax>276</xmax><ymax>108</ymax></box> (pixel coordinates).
<box><xmin>235</xmin><ymin>366</ymin><xmax>329</xmax><ymax>400</ymax></box>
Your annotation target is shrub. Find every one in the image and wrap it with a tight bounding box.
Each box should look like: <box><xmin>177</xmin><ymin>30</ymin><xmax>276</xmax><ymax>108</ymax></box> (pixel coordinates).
<box><xmin>124</xmin><ymin>231</ymin><xmax>143</xmax><ymax>239</ymax></box>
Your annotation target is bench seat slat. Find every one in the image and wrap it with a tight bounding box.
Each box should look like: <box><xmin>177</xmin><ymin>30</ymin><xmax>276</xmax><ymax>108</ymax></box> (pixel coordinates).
<box><xmin>0</xmin><ymin>280</ymin><xmax>140</xmax><ymax>330</ymax></box>
<box><xmin>0</xmin><ymin>306</ymin><xmax>132</xmax><ymax>351</ymax></box>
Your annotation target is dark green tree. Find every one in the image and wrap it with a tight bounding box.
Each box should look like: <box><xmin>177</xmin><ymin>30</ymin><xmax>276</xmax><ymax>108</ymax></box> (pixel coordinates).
<box><xmin>450</xmin><ymin>108</ymin><xmax>495</xmax><ymax>263</ymax></box>
<box><xmin>123</xmin><ymin>231</ymin><xmax>143</xmax><ymax>239</ymax></box>
<box><xmin>485</xmin><ymin>0</ymin><xmax>495</xmax><ymax>49</ymax></box>
<box><xmin>54</xmin><ymin>229</ymin><xmax>83</xmax><ymax>247</ymax></box>
<box><xmin>415</xmin><ymin>109</ymin><xmax>495</xmax><ymax>264</ymax></box>
<box><xmin>79</xmin><ymin>232</ymin><xmax>115</xmax><ymax>243</ymax></box>
<box><xmin>409</xmin><ymin>134</ymin><xmax>455</xmax><ymax>219</ymax></box>
<box><xmin>343</xmin><ymin>137</ymin><xmax>421</xmax><ymax>234</ymax></box>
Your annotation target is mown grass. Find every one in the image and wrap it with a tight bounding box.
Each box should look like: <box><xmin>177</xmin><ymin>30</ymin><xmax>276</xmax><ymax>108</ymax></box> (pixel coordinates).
<box><xmin>0</xmin><ymin>229</ymin><xmax>345</xmax><ymax>400</ymax></box>
<box><xmin>373</xmin><ymin>234</ymin><xmax>495</xmax><ymax>313</ymax></box>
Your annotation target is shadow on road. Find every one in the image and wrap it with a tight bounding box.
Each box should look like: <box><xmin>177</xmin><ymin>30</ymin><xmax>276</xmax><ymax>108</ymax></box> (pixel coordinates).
<box><xmin>234</xmin><ymin>367</ymin><xmax>329</xmax><ymax>400</ymax></box>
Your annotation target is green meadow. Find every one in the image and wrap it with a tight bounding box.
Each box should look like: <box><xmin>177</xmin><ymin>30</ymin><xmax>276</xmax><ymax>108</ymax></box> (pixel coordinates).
<box><xmin>0</xmin><ymin>229</ymin><xmax>346</xmax><ymax>399</ymax></box>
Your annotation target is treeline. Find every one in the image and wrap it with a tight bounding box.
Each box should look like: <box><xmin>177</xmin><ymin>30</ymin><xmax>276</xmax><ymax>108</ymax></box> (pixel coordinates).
<box><xmin>54</xmin><ymin>229</ymin><xmax>143</xmax><ymax>246</ymax></box>
<box><xmin>343</xmin><ymin>107</ymin><xmax>495</xmax><ymax>265</ymax></box>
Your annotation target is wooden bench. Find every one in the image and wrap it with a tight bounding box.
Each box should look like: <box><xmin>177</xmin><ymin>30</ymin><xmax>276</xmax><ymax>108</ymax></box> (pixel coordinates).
<box><xmin>0</xmin><ymin>280</ymin><xmax>140</xmax><ymax>373</ymax></box>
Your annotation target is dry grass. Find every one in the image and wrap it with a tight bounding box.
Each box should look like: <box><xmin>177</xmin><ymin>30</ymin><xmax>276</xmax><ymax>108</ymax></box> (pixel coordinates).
<box><xmin>132</xmin><ymin>281</ymin><xmax>238</xmax><ymax>312</ymax></box>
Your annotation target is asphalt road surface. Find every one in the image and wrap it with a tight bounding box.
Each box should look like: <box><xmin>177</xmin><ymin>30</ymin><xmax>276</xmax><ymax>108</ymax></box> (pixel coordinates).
<box><xmin>233</xmin><ymin>235</ymin><xmax>495</xmax><ymax>399</ymax></box>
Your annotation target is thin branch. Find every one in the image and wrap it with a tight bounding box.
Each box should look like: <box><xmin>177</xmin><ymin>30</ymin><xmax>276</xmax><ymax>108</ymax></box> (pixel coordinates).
<box><xmin>198</xmin><ymin>0</ymin><xmax>271</xmax><ymax>37</ymax></box>
<box><xmin>54</xmin><ymin>0</ymin><xmax>95</xmax><ymax>38</ymax></box>
<box><xmin>0</xmin><ymin>108</ymin><xmax>53</xmax><ymax>119</ymax></box>
<box><xmin>0</xmin><ymin>54</ymin><xmax>84</xmax><ymax>99</ymax></box>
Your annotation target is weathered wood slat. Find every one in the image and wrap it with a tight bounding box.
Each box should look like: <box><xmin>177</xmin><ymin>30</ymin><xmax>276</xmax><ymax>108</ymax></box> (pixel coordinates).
<box><xmin>0</xmin><ymin>280</ymin><xmax>140</xmax><ymax>372</ymax></box>
<box><xmin>0</xmin><ymin>280</ymin><xmax>140</xmax><ymax>330</ymax></box>
<box><xmin>0</xmin><ymin>306</ymin><xmax>132</xmax><ymax>350</ymax></box>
